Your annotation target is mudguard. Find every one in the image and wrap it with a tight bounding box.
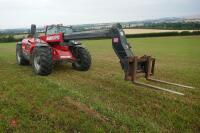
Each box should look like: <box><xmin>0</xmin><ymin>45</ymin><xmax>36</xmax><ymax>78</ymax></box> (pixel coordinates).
<box><xmin>70</xmin><ymin>44</ymin><xmax>86</xmax><ymax>58</ymax></box>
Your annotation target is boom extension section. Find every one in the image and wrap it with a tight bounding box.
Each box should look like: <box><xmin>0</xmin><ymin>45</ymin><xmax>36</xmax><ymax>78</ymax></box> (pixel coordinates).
<box><xmin>64</xmin><ymin>23</ymin><xmax>194</xmax><ymax>95</ymax></box>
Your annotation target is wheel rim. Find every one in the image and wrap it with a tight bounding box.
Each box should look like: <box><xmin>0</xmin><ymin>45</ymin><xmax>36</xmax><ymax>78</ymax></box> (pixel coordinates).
<box><xmin>34</xmin><ymin>56</ymin><xmax>41</xmax><ymax>71</ymax></box>
<box><xmin>17</xmin><ymin>52</ymin><xmax>21</xmax><ymax>63</ymax></box>
<box><xmin>75</xmin><ymin>58</ymin><xmax>82</xmax><ymax>67</ymax></box>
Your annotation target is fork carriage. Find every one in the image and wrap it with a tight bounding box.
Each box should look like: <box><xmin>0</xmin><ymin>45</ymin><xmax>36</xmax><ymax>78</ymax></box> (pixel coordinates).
<box><xmin>125</xmin><ymin>56</ymin><xmax>194</xmax><ymax>95</ymax></box>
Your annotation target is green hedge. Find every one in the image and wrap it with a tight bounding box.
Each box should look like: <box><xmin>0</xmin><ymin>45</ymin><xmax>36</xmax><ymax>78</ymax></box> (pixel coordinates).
<box><xmin>131</xmin><ymin>22</ymin><xmax>200</xmax><ymax>30</ymax></box>
<box><xmin>0</xmin><ymin>35</ymin><xmax>21</xmax><ymax>43</ymax></box>
<box><xmin>0</xmin><ymin>31</ymin><xmax>200</xmax><ymax>42</ymax></box>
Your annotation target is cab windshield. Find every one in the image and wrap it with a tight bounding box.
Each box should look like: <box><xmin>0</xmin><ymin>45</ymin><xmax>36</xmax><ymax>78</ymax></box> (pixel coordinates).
<box><xmin>57</xmin><ymin>26</ymin><xmax>73</xmax><ymax>34</ymax></box>
<box><xmin>46</xmin><ymin>25</ymin><xmax>73</xmax><ymax>35</ymax></box>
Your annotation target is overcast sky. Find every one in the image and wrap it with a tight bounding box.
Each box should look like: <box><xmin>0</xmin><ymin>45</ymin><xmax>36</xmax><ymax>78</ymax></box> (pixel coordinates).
<box><xmin>0</xmin><ymin>0</ymin><xmax>200</xmax><ymax>29</ymax></box>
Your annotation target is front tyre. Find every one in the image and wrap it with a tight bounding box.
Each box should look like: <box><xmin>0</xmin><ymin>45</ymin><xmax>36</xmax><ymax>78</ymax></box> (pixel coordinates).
<box><xmin>72</xmin><ymin>47</ymin><xmax>91</xmax><ymax>71</ymax></box>
<box><xmin>31</xmin><ymin>47</ymin><xmax>53</xmax><ymax>76</ymax></box>
<box><xmin>16</xmin><ymin>43</ymin><xmax>29</xmax><ymax>65</ymax></box>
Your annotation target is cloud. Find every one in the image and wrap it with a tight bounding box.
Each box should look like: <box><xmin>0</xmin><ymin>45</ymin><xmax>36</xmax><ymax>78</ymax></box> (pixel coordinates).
<box><xmin>0</xmin><ymin>0</ymin><xmax>199</xmax><ymax>28</ymax></box>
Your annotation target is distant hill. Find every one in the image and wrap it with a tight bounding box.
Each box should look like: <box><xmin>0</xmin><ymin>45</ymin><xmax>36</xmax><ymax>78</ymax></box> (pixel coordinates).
<box><xmin>0</xmin><ymin>15</ymin><xmax>200</xmax><ymax>34</ymax></box>
<box><xmin>121</xmin><ymin>16</ymin><xmax>200</xmax><ymax>29</ymax></box>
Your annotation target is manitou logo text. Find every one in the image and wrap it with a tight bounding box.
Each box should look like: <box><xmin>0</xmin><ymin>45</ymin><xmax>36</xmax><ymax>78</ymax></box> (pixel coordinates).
<box><xmin>47</xmin><ymin>35</ymin><xmax>60</xmax><ymax>41</ymax></box>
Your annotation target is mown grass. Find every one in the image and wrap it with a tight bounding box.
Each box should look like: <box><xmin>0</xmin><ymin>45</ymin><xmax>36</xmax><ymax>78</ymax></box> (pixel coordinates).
<box><xmin>0</xmin><ymin>36</ymin><xmax>200</xmax><ymax>132</ymax></box>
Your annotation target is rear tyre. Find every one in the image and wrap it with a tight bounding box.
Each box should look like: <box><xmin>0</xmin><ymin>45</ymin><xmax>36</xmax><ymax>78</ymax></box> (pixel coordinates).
<box><xmin>31</xmin><ymin>47</ymin><xmax>53</xmax><ymax>76</ymax></box>
<box><xmin>16</xmin><ymin>43</ymin><xmax>29</xmax><ymax>65</ymax></box>
<box><xmin>72</xmin><ymin>47</ymin><xmax>91</xmax><ymax>71</ymax></box>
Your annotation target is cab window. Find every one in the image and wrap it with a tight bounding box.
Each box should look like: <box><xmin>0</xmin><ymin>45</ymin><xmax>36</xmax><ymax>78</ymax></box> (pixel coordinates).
<box><xmin>57</xmin><ymin>26</ymin><xmax>73</xmax><ymax>34</ymax></box>
<box><xmin>46</xmin><ymin>26</ymin><xmax>57</xmax><ymax>35</ymax></box>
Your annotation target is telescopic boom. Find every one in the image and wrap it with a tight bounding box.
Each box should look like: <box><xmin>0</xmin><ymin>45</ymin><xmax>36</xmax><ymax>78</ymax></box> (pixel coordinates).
<box><xmin>64</xmin><ymin>23</ymin><xmax>194</xmax><ymax>95</ymax></box>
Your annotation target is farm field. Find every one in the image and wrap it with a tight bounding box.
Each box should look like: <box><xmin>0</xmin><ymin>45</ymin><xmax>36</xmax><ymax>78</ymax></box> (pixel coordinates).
<box><xmin>0</xmin><ymin>36</ymin><xmax>200</xmax><ymax>132</ymax></box>
<box><xmin>124</xmin><ymin>29</ymin><xmax>200</xmax><ymax>35</ymax></box>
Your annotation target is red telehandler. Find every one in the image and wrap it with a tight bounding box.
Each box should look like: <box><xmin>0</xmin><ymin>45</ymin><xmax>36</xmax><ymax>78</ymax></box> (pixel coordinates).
<box><xmin>16</xmin><ymin>23</ymin><xmax>194</xmax><ymax>95</ymax></box>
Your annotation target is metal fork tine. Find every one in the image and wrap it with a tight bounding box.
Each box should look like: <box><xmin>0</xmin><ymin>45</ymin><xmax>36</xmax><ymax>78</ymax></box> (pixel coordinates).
<box><xmin>133</xmin><ymin>81</ymin><xmax>184</xmax><ymax>96</ymax></box>
<box><xmin>147</xmin><ymin>78</ymin><xmax>194</xmax><ymax>89</ymax></box>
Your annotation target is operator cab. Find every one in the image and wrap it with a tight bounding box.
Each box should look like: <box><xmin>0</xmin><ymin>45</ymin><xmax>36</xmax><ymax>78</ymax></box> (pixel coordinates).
<box><xmin>42</xmin><ymin>24</ymin><xmax>80</xmax><ymax>45</ymax></box>
<box><xmin>45</xmin><ymin>25</ymin><xmax>73</xmax><ymax>35</ymax></box>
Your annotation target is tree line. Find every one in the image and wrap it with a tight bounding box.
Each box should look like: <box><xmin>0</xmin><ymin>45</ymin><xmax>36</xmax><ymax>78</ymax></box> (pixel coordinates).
<box><xmin>131</xmin><ymin>22</ymin><xmax>200</xmax><ymax>30</ymax></box>
<box><xmin>0</xmin><ymin>30</ymin><xmax>200</xmax><ymax>43</ymax></box>
<box><xmin>0</xmin><ymin>35</ymin><xmax>21</xmax><ymax>42</ymax></box>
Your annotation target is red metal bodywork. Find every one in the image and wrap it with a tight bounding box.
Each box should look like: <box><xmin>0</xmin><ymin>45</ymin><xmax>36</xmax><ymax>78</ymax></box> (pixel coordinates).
<box><xmin>22</xmin><ymin>33</ymin><xmax>76</xmax><ymax>62</ymax></box>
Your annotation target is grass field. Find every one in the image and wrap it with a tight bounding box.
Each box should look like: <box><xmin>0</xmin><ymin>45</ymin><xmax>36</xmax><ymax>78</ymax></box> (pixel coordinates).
<box><xmin>124</xmin><ymin>29</ymin><xmax>199</xmax><ymax>35</ymax></box>
<box><xmin>0</xmin><ymin>36</ymin><xmax>200</xmax><ymax>132</ymax></box>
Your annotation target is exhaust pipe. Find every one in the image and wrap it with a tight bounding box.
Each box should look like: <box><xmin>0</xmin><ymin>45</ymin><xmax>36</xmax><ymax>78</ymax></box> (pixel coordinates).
<box><xmin>30</xmin><ymin>24</ymin><xmax>36</xmax><ymax>37</ymax></box>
